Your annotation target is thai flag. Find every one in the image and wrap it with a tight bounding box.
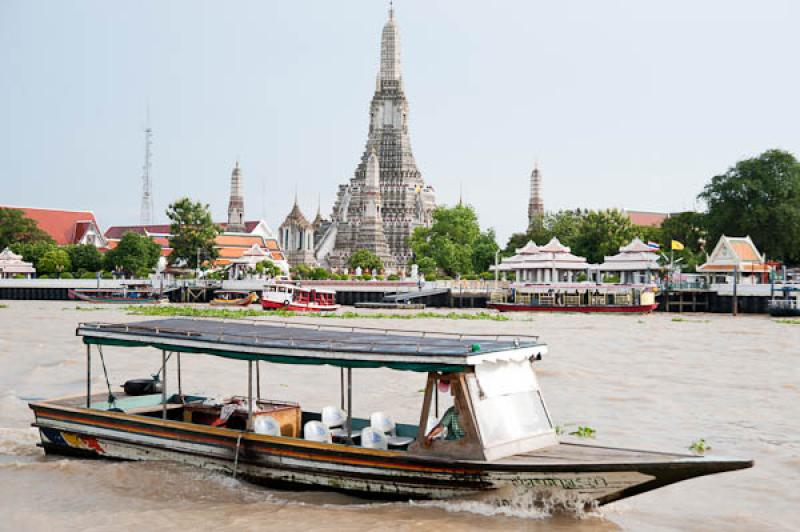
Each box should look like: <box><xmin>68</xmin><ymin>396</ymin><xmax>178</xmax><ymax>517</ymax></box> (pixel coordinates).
<box><xmin>647</xmin><ymin>241</ymin><xmax>660</xmax><ymax>250</ymax></box>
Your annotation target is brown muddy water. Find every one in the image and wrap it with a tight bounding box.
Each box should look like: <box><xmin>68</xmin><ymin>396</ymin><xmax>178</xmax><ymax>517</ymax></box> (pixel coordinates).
<box><xmin>0</xmin><ymin>301</ymin><xmax>797</xmax><ymax>531</ymax></box>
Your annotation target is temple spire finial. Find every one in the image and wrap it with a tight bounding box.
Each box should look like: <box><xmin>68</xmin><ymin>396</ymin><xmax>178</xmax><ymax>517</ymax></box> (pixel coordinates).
<box><xmin>389</xmin><ymin>0</ymin><xmax>394</xmax><ymax>19</ymax></box>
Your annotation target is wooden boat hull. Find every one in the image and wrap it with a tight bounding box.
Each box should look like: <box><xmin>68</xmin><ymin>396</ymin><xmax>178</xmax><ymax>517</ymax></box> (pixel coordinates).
<box><xmin>488</xmin><ymin>302</ymin><xmax>659</xmax><ymax>314</ymax></box>
<box><xmin>29</xmin><ymin>401</ymin><xmax>750</xmax><ymax>505</ymax></box>
<box><xmin>261</xmin><ymin>299</ymin><xmax>339</xmax><ymax>312</ymax></box>
<box><xmin>68</xmin><ymin>289</ymin><xmax>165</xmax><ymax>305</ymax></box>
<box><xmin>210</xmin><ymin>293</ymin><xmax>258</xmax><ymax>307</ymax></box>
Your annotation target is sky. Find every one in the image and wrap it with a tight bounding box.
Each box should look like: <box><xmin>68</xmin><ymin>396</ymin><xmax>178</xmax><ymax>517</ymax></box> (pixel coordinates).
<box><xmin>1</xmin><ymin>0</ymin><xmax>799</xmax><ymax>245</ymax></box>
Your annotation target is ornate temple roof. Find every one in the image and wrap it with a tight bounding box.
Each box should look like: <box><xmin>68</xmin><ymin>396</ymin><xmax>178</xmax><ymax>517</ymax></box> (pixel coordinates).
<box><xmin>495</xmin><ymin>237</ymin><xmax>588</xmax><ymax>271</ymax></box>
<box><xmin>280</xmin><ymin>200</ymin><xmax>312</xmax><ymax>229</ymax></box>
<box><xmin>599</xmin><ymin>238</ymin><xmax>662</xmax><ymax>272</ymax></box>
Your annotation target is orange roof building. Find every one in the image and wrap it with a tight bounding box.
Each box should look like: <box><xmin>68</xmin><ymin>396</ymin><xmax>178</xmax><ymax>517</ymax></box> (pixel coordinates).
<box><xmin>697</xmin><ymin>235</ymin><xmax>769</xmax><ymax>282</ymax></box>
<box><xmin>103</xmin><ymin>220</ymin><xmax>288</xmax><ymax>273</ymax></box>
<box><xmin>1</xmin><ymin>205</ymin><xmax>107</xmax><ymax>247</ymax></box>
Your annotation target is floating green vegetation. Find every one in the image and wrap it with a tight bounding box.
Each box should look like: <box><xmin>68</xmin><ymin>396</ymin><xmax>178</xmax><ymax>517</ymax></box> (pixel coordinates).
<box><xmin>776</xmin><ymin>319</ymin><xmax>800</xmax><ymax>325</ymax></box>
<box><xmin>569</xmin><ymin>426</ymin><xmax>597</xmax><ymax>439</ymax></box>
<box><xmin>124</xmin><ymin>306</ymin><xmax>509</xmax><ymax>321</ymax></box>
<box><xmin>689</xmin><ymin>438</ymin><xmax>712</xmax><ymax>454</ymax></box>
<box><xmin>671</xmin><ymin>317</ymin><xmax>710</xmax><ymax>323</ymax></box>
<box><xmin>0</xmin><ymin>304</ymin><xmax>7</xmax><ymax>309</ymax></box>
<box><xmin>63</xmin><ymin>306</ymin><xmax>106</xmax><ymax>311</ymax></box>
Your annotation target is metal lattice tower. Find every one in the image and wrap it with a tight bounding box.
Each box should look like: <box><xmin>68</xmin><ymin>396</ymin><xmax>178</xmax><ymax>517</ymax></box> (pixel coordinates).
<box><xmin>140</xmin><ymin>122</ymin><xmax>154</xmax><ymax>225</ymax></box>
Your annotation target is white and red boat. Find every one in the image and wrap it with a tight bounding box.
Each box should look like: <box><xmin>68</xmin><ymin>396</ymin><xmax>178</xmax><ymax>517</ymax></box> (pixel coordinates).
<box><xmin>261</xmin><ymin>284</ymin><xmax>338</xmax><ymax>312</ymax></box>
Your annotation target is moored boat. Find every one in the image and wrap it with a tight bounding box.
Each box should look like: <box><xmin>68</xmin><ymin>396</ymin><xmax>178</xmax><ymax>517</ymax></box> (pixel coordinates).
<box><xmin>210</xmin><ymin>290</ymin><xmax>258</xmax><ymax>307</ymax></box>
<box><xmin>29</xmin><ymin>318</ymin><xmax>751</xmax><ymax>507</ymax></box>
<box><xmin>488</xmin><ymin>285</ymin><xmax>659</xmax><ymax>313</ymax></box>
<box><xmin>261</xmin><ymin>283</ymin><xmax>338</xmax><ymax>312</ymax></box>
<box><xmin>68</xmin><ymin>284</ymin><xmax>166</xmax><ymax>304</ymax></box>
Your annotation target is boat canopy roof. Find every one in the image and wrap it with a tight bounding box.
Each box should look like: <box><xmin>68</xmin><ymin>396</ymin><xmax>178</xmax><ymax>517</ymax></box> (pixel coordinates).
<box><xmin>77</xmin><ymin>318</ymin><xmax>546</xmax><ymax>372</ymax></box>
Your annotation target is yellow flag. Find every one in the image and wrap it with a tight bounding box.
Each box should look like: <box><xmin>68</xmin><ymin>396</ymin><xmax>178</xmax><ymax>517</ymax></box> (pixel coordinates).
<box><xmin>671</xmin><ymin>240</ymin><xmax>685</xmax><ymax>251</ymax></box>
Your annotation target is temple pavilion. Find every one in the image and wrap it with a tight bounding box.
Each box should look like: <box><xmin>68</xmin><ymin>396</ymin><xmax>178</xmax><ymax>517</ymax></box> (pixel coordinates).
<box><xmin>598</xmin><ymin>238</ymin><xmax>661</xmax><ymax>285</ymax></box>
<box><xmin>697</xmin><ymin>235</ymin><xmax>769</xmax><ymax>284</ymax></box>
<box><xmin>0</xmin><ymin>247</ymin><xmax>36</xmax><ymax>278</ymax></box>
<box><xmin>493</xmin><ymin>237</ymin><xmax>591</xmax><ymax>283</ymax></box>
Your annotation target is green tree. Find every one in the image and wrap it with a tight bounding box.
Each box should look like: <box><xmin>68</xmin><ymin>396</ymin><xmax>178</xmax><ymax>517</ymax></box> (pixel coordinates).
<box><xmin>38</xmin><ymin>249</ymin><xmax>71</xmax><ymax>277</ymax></box>
<box><xmin>572</xmin><ymin>209</ymin><xmax>637</xmax><ymax>264</ymax></box>
<box><xmin>699</xmin><ymin>149</ymin><xmax>800</xmax><ymax>263</ymax></box>
<box><xmin>0</xmin><ymin>208</ymin><xmax>54</xmax><ymax>249</ymax></box>
<box><xmin>255</xmin><ymin>259</ymin><xmax>282</xmax><ymax>278</ymax></box>
<box><xmin>104</xmin><ymin>232</ymin><xmax>161</xmax><ymax>276</ymax></box>
<box><xmin>504</xmin><ymin>209</ymin><xmax>586</xmax><ymax>256</ymax></box>
<box><xmin>471</xmin><ymin>229</ymin><xmax>499</xmax><ymax>274</ymax></box>
<box><xmin>290</xmin><ymin>264</ymin><xmax>313</xmax><ymax>279</ymax></box>
<box><xmin>65</xmin><ymin>244</ymin><xmax>103</xmax><ymax>273</ymax></box>
<box><xmin>410</xmin><ymin>204</ymin><xmax>481</xmax><ymax>276</ymax></box>
<box><xmin>10</xmin><ymin>241</ymin><xmax>57</xmax><ymax>271</ymax></box>
<box><xmin>166</xmin><ymin>198</ymin><xmax>220</xmax><ymax>268</ymax></box>
<box><xmin>659</xmin><ymin>212</ymin><xmax>706</xmax><ymax>252</ymax></box>
<box><xmin>348</xmin><ymin>249</ymin><xmax>383</xmax><ymax>272</ymax></box>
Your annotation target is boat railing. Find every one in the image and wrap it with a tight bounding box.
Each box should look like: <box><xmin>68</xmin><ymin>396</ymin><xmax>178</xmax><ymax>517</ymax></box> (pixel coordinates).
<box><xmin>768</xmin><ymin>299</ymin><xmax>798</xmax><ymax>310</ymax></box>
<box><xmin>79</xmin><ymin>319</ymin><xmax>541</xmax><ymax>354</ymax></box>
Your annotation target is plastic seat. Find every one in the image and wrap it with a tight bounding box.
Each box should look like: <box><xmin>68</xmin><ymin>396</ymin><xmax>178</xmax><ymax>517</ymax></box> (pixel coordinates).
<box><xmin>303</xmin><ymin>420</ymin><xmax>331</xmax><ymax>443</ymax></box>
<box><xmin>253</xmin><ymin>415</ymin><xmax>281</xmax><ymax>436</ymax></box>
<box><xmin>370</xmin><ymin>411</ymin><xmax>414</xmax><ymax>448</ymax></box>
<box><xmin>360</xmin><ymin>427</ymin><xmax>388</xmax><ymax>450</ymax></box>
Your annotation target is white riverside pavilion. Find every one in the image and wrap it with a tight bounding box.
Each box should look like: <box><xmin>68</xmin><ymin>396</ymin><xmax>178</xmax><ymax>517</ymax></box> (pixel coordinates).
<box><xmin>598</xmin><ymin>238</ymin><xmax>662</xmax><ymax>285</ymax></box>
<box><xmin>492</xmin><ymin>238</ymin><xmax>591</xmax><ymax>284</ymax></box>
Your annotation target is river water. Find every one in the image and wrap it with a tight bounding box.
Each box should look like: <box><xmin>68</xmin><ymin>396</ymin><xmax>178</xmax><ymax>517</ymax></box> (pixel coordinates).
<box><xmin>0</xmin><ymin>301</ymin><xmax>796</xmax><ymax>531</ymax></box>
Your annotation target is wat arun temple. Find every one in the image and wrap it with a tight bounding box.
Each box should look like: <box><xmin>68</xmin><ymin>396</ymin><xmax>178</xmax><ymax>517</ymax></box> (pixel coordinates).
<box><xmin>315</xmin><ymin>6</ymin><xmax>436</xmax><ymax>273</ymax></box>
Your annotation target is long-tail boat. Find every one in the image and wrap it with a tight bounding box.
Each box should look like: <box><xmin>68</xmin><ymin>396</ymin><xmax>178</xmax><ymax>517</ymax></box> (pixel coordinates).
<box><xmin>68</xmin><ymin>284</ymin><xmax>166</xmax><ymax>304</ymax></box>
<box><xmin>28</xmin><ymin>318</ymin><xmax>751</xmax><ymax>506</ymax></box>
<box><xmin>210</xmin><ymin>290</ymin><xmax>259</xmax><ymax>307</ymax></box>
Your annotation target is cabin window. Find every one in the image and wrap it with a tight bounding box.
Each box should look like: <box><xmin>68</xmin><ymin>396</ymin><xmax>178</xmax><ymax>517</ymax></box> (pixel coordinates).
<box><xmin>469</xmin><ymin>359</ymin><xmax>552</xmax><ymax>447</ymax></box>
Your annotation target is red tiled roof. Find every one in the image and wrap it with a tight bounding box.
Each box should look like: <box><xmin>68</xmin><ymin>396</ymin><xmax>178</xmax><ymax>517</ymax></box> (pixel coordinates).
<box><xmin>104</xmin><ymin>225</ymin><xmax>170</xmax><ymax>239</ymax></box>
<box><xmin>625</xmin><ymin>211</ymin><xmax>670</xmax><ymax>228</ymax></box>
<box><xmin>1</xmin><ymin>206</ymin><xmax>101</xmax><ymax>245</ymax></box>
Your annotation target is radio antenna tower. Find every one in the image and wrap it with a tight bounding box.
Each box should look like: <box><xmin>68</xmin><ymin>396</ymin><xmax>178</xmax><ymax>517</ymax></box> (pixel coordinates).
<box><xmin>140</xmin><ymin>111</ymin><xmax>154</xmax><ymax>225</ymax></box>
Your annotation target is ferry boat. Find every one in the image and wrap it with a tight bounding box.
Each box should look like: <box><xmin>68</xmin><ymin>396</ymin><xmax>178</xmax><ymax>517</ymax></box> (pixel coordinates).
<box><xmin>68</xmin><ymin>284</ymin><xmax>166</xmax><ymax>304</ymax></box>
<box><xmin>488</xmin><ymin>285</ymin><xmax>659</xmax><ymax>313</ymax></box>
<box><xmin>28</xmin><ymin>318</ymin><xmax>751</xmax><ymax>507</ymax></box>
<box><xmin>261</xmin><ymin>283</ymin><xmax>338</xmax><ymax>312</ymax></box>
<box><xmin>210</xmin><ymin>290</ymin><xmax>258</xmax><ymax>307</ymax></box>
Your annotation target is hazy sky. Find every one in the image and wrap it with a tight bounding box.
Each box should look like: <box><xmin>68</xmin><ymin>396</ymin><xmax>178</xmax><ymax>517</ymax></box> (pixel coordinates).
<box><xmin>1</xmin><ymin>1</ymin><xmax>798</xmax><ymax>245</ymax></box>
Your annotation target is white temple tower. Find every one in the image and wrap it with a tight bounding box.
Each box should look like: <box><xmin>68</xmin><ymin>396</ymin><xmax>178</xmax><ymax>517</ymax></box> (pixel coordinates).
<box><xmin>227</xmin><ymin>161</ymin><xmax>246</xmax><ymax>232</ymax></box>
<box><xmin>325</xmin><ymin>5</ymin><xmax>436</xmax><ymax>273</ymax></box>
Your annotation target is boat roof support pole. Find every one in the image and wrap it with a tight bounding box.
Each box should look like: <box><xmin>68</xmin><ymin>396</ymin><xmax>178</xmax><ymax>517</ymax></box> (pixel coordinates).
<box><xmin>161</xmin><ymin>350</ymin><xmax>167</xmax><ymax>420</ymax></box>
<box><xmin>256</xmin><ymin>361</ymin><xmax>261</xmax><ymax>402</ymax></box>
<box><xmin>346</xmin><ymin>368</ymin><xmax>353</xmax><ymax>443</ymax></box>
<box><xmin>416</xmin><ymin>373</ymin><xmax>436</xmax><ymax>443</ymax></box>
<box><xmin>86</xmin><ymin>344</ymin><xmax>91</xmax><ymax>408</ymax></box>
<box><xmin>247</xmin><ymin>360</ymin><xmax>254</xmax><ymax>431</ymax></box>
<box><xmin>340</xmin><ymin>368</ymin><xmax>344</xmax><ymax>410</ymax></box>
<box><xmin>176</xmin><ymin>352</ymin><xmax>182</xmax><ymax>399</ymax></box>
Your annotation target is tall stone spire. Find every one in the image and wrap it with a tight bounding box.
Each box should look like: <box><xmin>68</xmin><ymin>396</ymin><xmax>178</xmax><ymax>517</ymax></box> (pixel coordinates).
<box><xmin>227</xmin><ymin>161</ymin><xmax>246</xmax><ymax>232</ymax></box>
<box><xmin>380</xmin><ymin>3</ymin><xmax>401</xmax><ymax>84</ymax></box>
<box><xmin>326</xmin><ymin>5</ymin><xmax>436</xmax><ymax>273</ymax></box>
<box><xmin>528</xmin><ymin>162</ymin><xmax>544</xmax><ymax>226</ymax></box>
<box><xmin>356</xmin><ymin>150</ymin><xmax>394</xmax><ymax>267</ymax></box>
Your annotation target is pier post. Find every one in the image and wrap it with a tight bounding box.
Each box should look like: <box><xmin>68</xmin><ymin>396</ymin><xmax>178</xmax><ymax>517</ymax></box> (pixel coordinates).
<box><xmin>176</xmin><ymin>352</ymin><xmax>182</xmax><ymax>398</ymax></box>
<box><xmin>733</xmin><ymin>266</ymin><xmax>739</xmax><ymax>316</ymax></box>
<box><xmin>256</xmin><ymin>360</ymin><xmax>261</xmax><ymax>401</ymax></box>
